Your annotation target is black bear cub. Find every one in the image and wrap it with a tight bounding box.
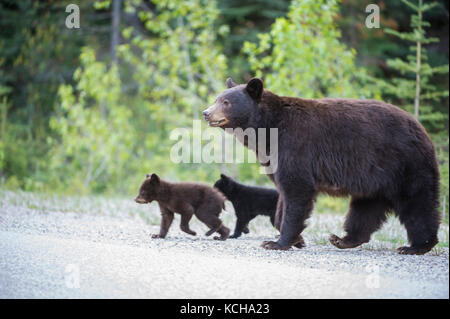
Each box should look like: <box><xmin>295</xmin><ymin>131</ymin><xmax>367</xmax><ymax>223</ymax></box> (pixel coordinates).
<box><xmin>135</xmin><ymin>173</ymin><xmax>230</xmax><ymax>240</ymax></box>
<box><xmin>214</xmin><ymin>174</ymin><xmax>278</xmax><ymax>238</ymax></box>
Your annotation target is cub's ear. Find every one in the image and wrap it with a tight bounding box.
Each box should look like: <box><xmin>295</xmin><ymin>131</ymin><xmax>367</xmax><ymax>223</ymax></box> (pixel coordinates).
<box><xmin>246</xmin><ymin>78</ymin><xmax>263</xmax><ymax>101</ymax></box>
<box><xmin>220</xmin><ymin>173</ymin><xmax>228</xmax><ymax>180</ymax></box>
<box><xmin>150</xmin><ymin>173</ymin><xmax>160</xmax><ymax>184</ymax></box>
<box><xmin>226</xmin><ymin>77</ymin><xmax>237</xmax><ymax>89</ymax></box>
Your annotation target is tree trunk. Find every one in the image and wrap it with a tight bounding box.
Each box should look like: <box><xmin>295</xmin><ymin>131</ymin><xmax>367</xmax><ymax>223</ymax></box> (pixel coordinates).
<box><xmin>414</xmin><ymin>0</ymin><xmax>422</xmax><ymax>121</ymax></box>
<box><xmin>111</xmin><ymin>0</ymin><xmax>121</xmax><ymax>65</ymax></box>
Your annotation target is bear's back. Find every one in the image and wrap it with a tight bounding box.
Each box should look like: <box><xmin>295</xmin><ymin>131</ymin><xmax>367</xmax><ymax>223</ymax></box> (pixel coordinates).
<box><xmin>272</xmin><ymin>96</ymin><xmax>437</xmax><ymax>195</ymax></box>
<box><xmin>170</xmin><ymin>182</ymin><xmax>226</xmax><ymax>209</ymax></box>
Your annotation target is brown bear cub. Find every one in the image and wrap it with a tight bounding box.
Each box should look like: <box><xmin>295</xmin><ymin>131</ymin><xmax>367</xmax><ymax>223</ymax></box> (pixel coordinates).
<box><xmin>135</xmin><ymin>173</ymin><xmax>230</xmax><ymax>240</ymax></box>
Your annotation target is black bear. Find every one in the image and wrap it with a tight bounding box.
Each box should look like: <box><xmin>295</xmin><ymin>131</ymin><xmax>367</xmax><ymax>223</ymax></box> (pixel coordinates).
<box><xmin>214</xmin><ymin>174</ymin><xmax>279</xmax><ymax>238</ymax></box>
<box><xmin>203</xmin><ymin>77</ymin><xmax>441</xmax><ymax>254</ymax></box>
<box><xmin>135</xmin><ymin>173</ymin><xmax>230</xmax><ymax>240</ymax></box>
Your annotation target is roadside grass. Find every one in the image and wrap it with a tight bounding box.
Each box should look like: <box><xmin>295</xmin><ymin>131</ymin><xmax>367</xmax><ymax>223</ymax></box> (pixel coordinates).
<box><xmin>1</xmin><ymin>189</ymin><xmax>448</xmax><ymax>253</ymax></box>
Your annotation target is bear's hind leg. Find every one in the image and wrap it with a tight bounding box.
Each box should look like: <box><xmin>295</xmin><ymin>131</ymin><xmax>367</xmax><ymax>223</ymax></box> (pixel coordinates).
<box><xmin>180</xmin><ymin>211</ymin><xmax>197</xmax><ymax>236</ymax></box>
<box><xmin>195</xmin><ymin>204</ymin><xmax>230</xmax><ymax>240</ymax></box>
<box><xmin>396</xmin><ymin>192</ymin><xmax>440</xmax><ymax>255</ymax></box>
<box><xmin>329</xmin><ymin>196</ymin><xmax>389</xmax><ymax>249</ymax></box>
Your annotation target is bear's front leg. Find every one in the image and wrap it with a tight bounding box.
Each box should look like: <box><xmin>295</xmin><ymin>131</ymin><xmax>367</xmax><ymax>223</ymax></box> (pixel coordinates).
<box><xmin>272</xmin><ymin>195</ymin><xmax>306</xmax><ymax>249</ymax></box>
<box><xmin>262</xmin><ymin>179</ymin><xmax>315</xmax><ymax>250</ymax></box>
<box><xmin>153</xmin><ymin>205</ymin><xmax>174</xmax><ymax>239</ymax></box>
<box><xmin>230</xmin><ymin>218</ymin><xmax>250</xmax><ymax>238</ymax></box>
<box><xmin>273</xmin><ymin>195</ymin><xmax>283</xmax><ymax>231</ymax></box>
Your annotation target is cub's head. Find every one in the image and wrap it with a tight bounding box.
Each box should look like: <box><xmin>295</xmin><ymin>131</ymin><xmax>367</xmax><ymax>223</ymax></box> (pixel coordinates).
<box><xmin>214</xmin><ymin>174</ymin><xmax>236</xmax><ymax>196</ymax></box>
<box><xmin>203</xmin><ymin>77</ymin><xmax>264</xmax><ymax>129</ymax></box>
<box><xmin>134</xmin><ymin>173</ymin><xmax>161</xmax><ymax>204</ymax></box>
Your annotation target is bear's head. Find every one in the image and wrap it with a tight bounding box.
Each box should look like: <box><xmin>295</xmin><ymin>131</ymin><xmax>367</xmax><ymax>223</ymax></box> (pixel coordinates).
<box><xmin>203</xmin><ymin>77</ymin><xmax>264</xmax><ymax>129</ymax></box>
<box><xmin>213</xmin><ymin>173</ymin><xmax>236</xmax><ymax>196</ymax></box>
<box><xmin>134</xmin><ymin>173</ymin><xmax>161</xmax><ymax>204</ymax></box>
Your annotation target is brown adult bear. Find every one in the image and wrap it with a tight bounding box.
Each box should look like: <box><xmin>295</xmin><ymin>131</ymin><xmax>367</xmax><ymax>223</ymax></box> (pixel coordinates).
<box><xmin>135</xmin><ymin>173</ymin><xmax>230</xmax><ymax>240</ymax></box>
<box><xmin>203</xmin><ymin>77</ymin><xmax>440</xmax><ymax>255</ymax></box>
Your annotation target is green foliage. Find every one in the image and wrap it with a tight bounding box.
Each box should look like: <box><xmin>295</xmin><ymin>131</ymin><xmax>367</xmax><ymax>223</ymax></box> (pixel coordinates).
<box><xmin>0</xmin><ymin>0</ymin><xmax>448</xmax><ymax>212</ymax></box>
<box><xmin>121</xmin><ymin>0</ymin><xmax>227</xmax><ymax>120</ymax></box>
<box><xmin>50</xmin><ymin>48</ymin><xmax>135</xmax><ymax>194</ymax></box>
<box><xmin>435</xmin><ymin>136</ymin><xmax>449</xmax><ymax>223</ymax></box>
<box><xmin>216</xmin><ymin>0</ymin><xmax>291</xmax><ymax>81</ymax></box>
<box><xmin>48</xmin><ymin>0</ymin><xmax>263</xmax><ymax>194</ymax></box>
<box><xmin>0</xmin><ymin>0</ymin><xmax>111</xmax><ymax>190</ymax></box>
<box><xmin>243</xmin><ymin>0</ymin><xmax>373</xmax><ymax>99</ymax></box>
<box><xmin>371</xmin><ymin>0</ymin><xmax>449</xmax><ymax>132</ymax></box>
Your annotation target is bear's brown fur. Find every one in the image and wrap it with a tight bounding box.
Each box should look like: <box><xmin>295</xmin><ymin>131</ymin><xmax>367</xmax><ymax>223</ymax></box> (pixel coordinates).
<box><xmin>203</xmin><ymin>77</ymin><xmax>440</xmax><ymax>254</ymax></box>
<box><xmin>135</xmin><ymin>173</ymin><xmax>230</xmax><ymax>240</ymax></box>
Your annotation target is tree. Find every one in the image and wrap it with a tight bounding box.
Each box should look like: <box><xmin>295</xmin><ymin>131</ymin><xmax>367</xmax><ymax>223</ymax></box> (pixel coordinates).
<box><xmin>110</xmin><ymin>0</ymin><xmax>121</xmax><ymax>65</ymax></box>
<box><xmin>50</xmin><ymin>0</ymin><xmax>235</xmax><ymax>193</ymax></box>
<box><xmin>375</xmin><ymin>0</ymin><xmax>448</xmax><ymax>128</ymax></box>
<box><xmin>50</xmin><ymin>48</ymin><xmax>135</xmax><ymax>193</ymax></box>
<box><xmin>243</xmin><ymin>0</ymin><xmax>372</xmax><ymax>99</ymax></box>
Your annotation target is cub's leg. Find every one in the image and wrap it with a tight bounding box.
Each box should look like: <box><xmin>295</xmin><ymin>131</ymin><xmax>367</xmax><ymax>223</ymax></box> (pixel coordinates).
<box><xmin>179</xmin><ymin>207</ymin><xmax>197</xmax><ymax>236</ymax></box>
<box><xmin>195</xmin><ymin>203</ymin><xmax>230</xmax><ymax>240</ymax></box>
<box><xmin>230</xmin><ymin>217</ymin><xmax>251</xmax><ymax>238</ymax></box>
<box><xmin>214</xmin><ymin>224</ymin><xmax>231</xmax><ymax>240</ymax></box>
<box><xmin>329</xmin><ymin>196</ymin><xmax>389</xmax><ymax>249</ymax></box>
<box><xmin>153</xmin><ymin>204</ymin><xmax>174</xmax><ymax>239</ymax></box>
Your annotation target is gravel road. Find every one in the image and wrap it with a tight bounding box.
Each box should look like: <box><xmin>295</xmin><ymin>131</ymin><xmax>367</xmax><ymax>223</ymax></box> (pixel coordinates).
<box><xmin>0</xmin><ymin>196</ymin><xmax>448</xmax><ymax>299</ymax></box>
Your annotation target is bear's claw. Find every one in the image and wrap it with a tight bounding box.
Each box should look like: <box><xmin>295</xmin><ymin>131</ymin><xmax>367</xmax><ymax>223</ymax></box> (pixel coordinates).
<box><xmin>397</xmin><ymin>246</ymin><xmax>429</xmax><ymax>255</ymax></box>
<box><xmin>261</xmin><ymin>240</ymin><xmax>291</xmax><ymax>250</ymax></box>
<box><xmin>293</xmin><ymin>236</ymin><xmax>306</xmax><ymax>249</ymax></box>
<box><xmin>329</xmin><ymin>234</ymin><xmax>344</xmax><ymax>248</ymax></box>
<box><xmin>329</xmin><ymin>234</ymin><xmax>363</xmax><ymax>249</ymax></box>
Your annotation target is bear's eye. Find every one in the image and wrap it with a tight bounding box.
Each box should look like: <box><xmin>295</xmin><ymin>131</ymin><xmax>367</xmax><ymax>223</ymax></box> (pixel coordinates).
<box><xmin>223</xmin><ymin>100</ymin><xmax>230</xmax><ymax>106</ymax></box>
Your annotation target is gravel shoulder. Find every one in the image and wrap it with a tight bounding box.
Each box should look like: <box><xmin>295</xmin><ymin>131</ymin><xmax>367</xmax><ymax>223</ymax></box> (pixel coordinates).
<box><xmin>0</xmin><ymin>196</ymin><xmax>448</xmax><ymax>299</ymax></box>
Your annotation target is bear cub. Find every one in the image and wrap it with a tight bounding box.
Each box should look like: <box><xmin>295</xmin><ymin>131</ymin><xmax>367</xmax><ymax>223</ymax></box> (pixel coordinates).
<box><xmin>135</xmin><ymin>173</ymin><xmax>230</xmax><ymax>240</ymax></box>
<box><xmin>214</xmin><ymin>174</ymin><xmax>278</xmax><ymax>238</ymax></box>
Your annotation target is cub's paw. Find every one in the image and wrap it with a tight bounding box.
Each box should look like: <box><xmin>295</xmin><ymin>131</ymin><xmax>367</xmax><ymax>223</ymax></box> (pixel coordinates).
<box><xmin>397</xmin><ymin>246</ymin><xmax>429</xmax><ymax>255</ymax></box>
<box><xmin>151</xmin><ymin>234</ymin><xmax>164</xmax><ymax>239</ymax></box>
<box><xmin>260</xmin><ymin>240</ymin><xmax>291</xmax><ymax>250</ymax></box>
<box><xmin>213</xmin><ymin>235</ymin><xmax>227</xmax><ymax>241</ymax></box>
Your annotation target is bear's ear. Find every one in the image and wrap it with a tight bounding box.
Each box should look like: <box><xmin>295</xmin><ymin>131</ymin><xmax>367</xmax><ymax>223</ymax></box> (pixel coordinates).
<box><xmin>226</xmin><ymin>77</ymin><xmax>237</xmax><ymax>89</ymax></box>
<box><xmin>150</xmin><ymin>173</ymin><xmax>160</xmax><ymax>184</ymax></box>
<box><xmin>220</xmin><ymin>173</ymin><xmax>228</xmax><ymax>180</ymax></box>
<box><xmin>246</xmin><ymin>78</ymin><xmax>263</xmax><ymax>101</ymax></box>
